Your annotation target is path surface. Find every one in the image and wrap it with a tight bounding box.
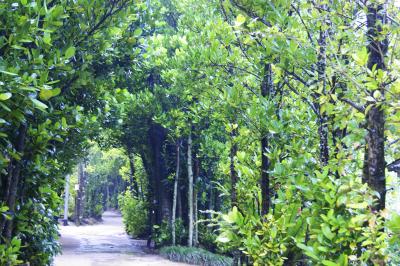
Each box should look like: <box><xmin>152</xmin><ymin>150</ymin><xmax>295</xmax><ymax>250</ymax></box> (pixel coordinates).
<box><xmin>54</xmin><ymin>211</ymin><xmax>189</xmax><ymax>266</ymax></box>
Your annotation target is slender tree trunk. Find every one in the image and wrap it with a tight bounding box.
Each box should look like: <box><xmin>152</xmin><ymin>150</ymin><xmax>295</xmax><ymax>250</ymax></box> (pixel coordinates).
<box><xmin>172</xmin><ymin>140</ymin><xmax>180</xmax><ymax>245</ymax></box>
<box><xmin>75</xmin><ymin>162</ymin><xmax>85</xmax><ymax>225</ymax></box>
<box><xmin>316</xmin><ymin>18</ymin><xmax>330</xmax><ymax>166</ymax></box>
<box><xmin>2</xmin><ymin>123</ymin><xmax>27</xmax><ymax>240</ymax></box>
<box><xmin>363</xmin><ymin>3</ymin><xmax>387</xmax><ymax>211</ymax></box>
<box><xmin>208</xmin><ymin>177</ymin><xmax>214</xmax><ymax>219</ymax></box>
<box><xmin>230</xmin><ymin>126</ymin><xmax>238</xmax><ymax>207</ymax></box>
<box><xmin>194</xmin><ymin>187</ymin><xmax>198</xmax><ymax>246</ymax></box>
<box><xmin>177</xmin><ymin>183</ymin><xmax>182</xmax><ymax>220</ymax></box>
<box><xmin>193</xmin><ymin>155</ymin><xmax>200</xmax><ymax>246</ymax></box>
<box><xmin>260</xmin><ymin>63</ymin><xmax>273</xmax><ymax>216</ymax></box>
<box><xmin>230</xmin><ymin>124</ymin><xmax>240</xmax><ymax>266</ymax></box>
<box><xmin>187</xmin><ymin>133</ymin><xmax>194</xmax><ymax>247</ymax></box>
<box><xmin>63</xmin><ymin>174</ymin><xmax>70</xmax><ymax>226</ymax></box>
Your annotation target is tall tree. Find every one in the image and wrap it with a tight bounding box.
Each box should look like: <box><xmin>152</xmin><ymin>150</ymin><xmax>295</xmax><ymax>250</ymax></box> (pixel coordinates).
<box><xmin>363</xmin><ymin>2</ymin><xmax>388</xmax><ymax>211</ymax></box>
<box><xmin>187</xmin><ymin>133</ymin><xmax>194</xmax><ymax>247</ymax></box>
<box><xmin>171</xmin><ymin>140</ymin><xmax>180</xmax><ymax>245</ymax></box>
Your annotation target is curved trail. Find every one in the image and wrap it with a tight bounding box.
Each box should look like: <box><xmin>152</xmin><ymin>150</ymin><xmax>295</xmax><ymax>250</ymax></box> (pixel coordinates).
<box><xmin>54</xmin><ymin>211</ymin><xmax>188</xmax><ymax>266</ymax></box>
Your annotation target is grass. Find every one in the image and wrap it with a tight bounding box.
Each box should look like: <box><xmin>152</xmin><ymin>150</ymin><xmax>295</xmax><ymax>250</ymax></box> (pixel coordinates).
<box><xmin>159</xmin><ymin>246</ymin><xmax>232</xmax><ymax>266</ymax></box>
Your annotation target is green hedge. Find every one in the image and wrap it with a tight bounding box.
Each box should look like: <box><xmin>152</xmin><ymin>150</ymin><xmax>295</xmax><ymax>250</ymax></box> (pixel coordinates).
<box><xmin>160</xmin><ymin>246</ymin><xmax>232</xmax><ymax>266</ymax></box>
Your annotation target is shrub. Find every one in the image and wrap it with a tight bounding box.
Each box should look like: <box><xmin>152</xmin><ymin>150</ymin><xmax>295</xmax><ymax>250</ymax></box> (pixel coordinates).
<box><xmin>0</xmin><ymin>237</ymin><xmax>23</xmax><ymax>266</ymax></box>
<box><xmin>118</xmin><ymin>191</ymin><xmax>148</xmax><ymax>238</ymax></box>
<box><xmin>216</xmin><ymin>171</ymin><xmax>388</xmax><ymax>265</ymax></box>
<box><xmin>153</xmin><ymin>218</ymin><xmax>186</xmax><ymax>247</ymax></box>
<box><xmin>160</xmin><ymin>246</ymin><xmax>232</xmax><ymax>266</ymax></box>
<box><xmin>198</xmin><ymin>223</ymin><xmax>218</xmax><ymax>252</ymax></box>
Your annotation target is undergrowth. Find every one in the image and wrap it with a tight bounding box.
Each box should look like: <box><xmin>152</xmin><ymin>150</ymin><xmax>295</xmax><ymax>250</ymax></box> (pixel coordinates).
<box><xmin>160</xmin><ymin>246</ymin><xmax>232</xmax><ymax>266</ymax></box>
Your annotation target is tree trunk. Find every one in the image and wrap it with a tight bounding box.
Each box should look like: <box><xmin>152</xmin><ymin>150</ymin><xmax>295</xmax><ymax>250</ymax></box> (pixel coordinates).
<box><xmin>230</xmin><ymin>124</ymin><xmax>240</xmax><ymax>266</ymax></box>
<box><xmin>260</xmin><ymin>63</ymin><xmax>273</xmax><ymax>216</ymax></box>
<box><xmin>363</xmin><ymin>3</ymin><xmax>387</xmax><ymax>211</ymax></box>
<box><xmin>316</xmin><ymin>17</ymin><xmax>329</xmax><ymax>166</ymax></box>
<box><xmin>230</xmin><ymin>126</ymin><xmax>238</xmax><ymax>208</ymax></box>
<box><xmin>194</xmin><ymin>187</ymin><xmax>198</xmax><ymax>246</ymax></box>
<box><xmin>187</xmin><ymin>133</ymin><xmax>194</xmax><ymax>247</ymax></box>
<box><xmin>63</xmin><ymin>174</ymin><xmax>70</xmax><ymax>226</ymax></box>
<box><xmin>193</xmin><ymin>154</ymin><xmax>200</xmax><ymax>246</ymax></box>
<box><xmin>1</xmin><ymin>123</ymin><xmax>27</xmax><ymax>240</ymax></box>
<box><xmin>75</xmin><ymin>162</ymin><xmax>85</xmax><ymax>225</ymax></box>
<box><xmin>141</xmin><ymin>155</ymin><xmax>155</xmax><ymax>247</ymax></box>
<box><xmin>148</xmin><ymin>123</ymin><xmax>171</xmax><ymax>225</ymax></box>
<box><xmin>172</xmin><ymin>140</ymin><xmax>180</xmax><ymax>245</ymax></box>
<box><xmin>177</xmin><ymin>183</ymin><xmax>182</xmax><ymax>220</ymax></box>
<box><xmin>208</xmin><ymin>178</ymin><xmax>214</xmax><ymax>219</ymax></box>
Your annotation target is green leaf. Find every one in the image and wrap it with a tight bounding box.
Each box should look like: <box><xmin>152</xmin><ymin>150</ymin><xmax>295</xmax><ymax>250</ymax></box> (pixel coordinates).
<box><xmin>43</xmin><ymin>32</ymin><xmax>51</xmax><ymax>45</ymax></box>
<box><xmin>61</xmin><ymin>117</ymin><xmax>67</xmax><ymax>128</ymax></box>
<box><xmin>321</xmin><ymin>224</ymin><xmax>335</xmax><ymax>240</ymax></box>
<box><xmin>346</xmin><ymin>202</ymin><xmax>368</xmax><ymax>209</ymax></box>
<box><xmin>39</xmin><ymin>88</ymin><xmax>61</xmax><ymax>100</ymax></box>
<box><xmin>322</xmin><ymin>260</ymin><xmax>339</xmax><ymax>266</ymax></box>
<box><xmin>235</xmin><ymin>14</ymin><xmax>246</xmax><ymax>26</ymax></box>
<box><xmin>0</xmin><ymin>70</ymin><xmax>18</xmax><ymax>76</ymax></box>
<box><xmin>352</xmin><ymin>47</ymin><xmax>368</xmax><ymax>66</ymax></box>
<box><xmin>0</xmin><ymin>93</ymin><xmax>12</xmax><ymax>101</ymax></box>
<box><xmin>387</xmin><ymin>213</ymin><xmax>400</xmax><ymax>234</ymax></box>
<box><xmin>65</xmin><ymin>46</ymin><xmax>76</xmax><ymax>59</ymax></box>
<box><xmin>31</xmin><ymin>98</ymin><xmax>48</xmax><ymax>110</ymax></box>
<box><xmin>133</xmin><ymin>28</ymin><xmax>143</xmax><ymax>37</ymax></box>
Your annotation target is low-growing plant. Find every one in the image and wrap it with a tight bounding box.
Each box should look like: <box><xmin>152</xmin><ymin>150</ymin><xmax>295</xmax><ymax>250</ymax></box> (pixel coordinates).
<box><xmin>160</xmin><ymin>246</ymin><xmax>232</xmax><ymax>266</ymax></box>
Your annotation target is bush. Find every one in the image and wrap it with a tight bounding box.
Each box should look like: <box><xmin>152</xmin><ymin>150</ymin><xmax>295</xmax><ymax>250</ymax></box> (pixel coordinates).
<box><xmin>160</xmin><ymin>246</ymin><xmax>232</xmax><ymax>266</ymax></box>
<box><xmin>118</xmin><ymin>191</ymin><xmax>148</xmax><ymax>238</ymax></box>
<box><xmin>0</xmin><ymin>237</ymin><xmax>23</xmax><ymax>266</ymax></box>
<box><xmin>153</xmin><ymin>218</ymin><xmax>186</xmax><ymax>247</ymax></box>
<box><xmin>198</xmin><ymin>223</ymin><xmax>218</xmax><ymax>252</ymax></box>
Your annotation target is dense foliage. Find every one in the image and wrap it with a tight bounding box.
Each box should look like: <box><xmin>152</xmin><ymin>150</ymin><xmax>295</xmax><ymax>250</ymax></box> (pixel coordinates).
<box><xmin>1</xmin><ymin>0</ymin><xmax>399</xmax><ymax>265</ymax></box>
<box><xmin>118</xmin><ymin>191</ymin><xmax>148</xmax><ymax>238</ymax></box>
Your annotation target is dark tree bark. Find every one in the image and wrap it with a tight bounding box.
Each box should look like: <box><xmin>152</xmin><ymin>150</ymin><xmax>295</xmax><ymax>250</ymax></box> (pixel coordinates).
<box><xmin>260</xmin><ymin>63</ymin><xmax>273</xmax><ymax>216</ymax></box>
<box><xmin>141</xmin><ymin>155</ymin><xmax>155</xmax><ymax>247</ymax></box>
<box><xmin>148</xmin><ymin>123</ymin><xmax>171</xmax><ymax>225</ymax></box>
<box><xmin>316</xmin><ymin>20</ymin><xmax>330</xmax><ymax>166</ymax></box>
<box><xmin>230</xmin><ymin>126</ymin><xmax>238</xmax><ymax>207</ymax></box>
<box><xmin>187</xmin><ymin>133</ymin><xmax>194</xmax><ymax>247</ymax></box>
<box><xmin>230</xmin><ymin>124</ymin><xmax>240</xmax><ymax>266</ymax></box>
<box><xmin>1</xmin><ymin>123</ymin><xmax>27</xmax><ymax>240</ymax></box>
<box><xmin>363</xmin><ymin>3</ymin><xmax>388</xmax><ymax>211</ymax></box>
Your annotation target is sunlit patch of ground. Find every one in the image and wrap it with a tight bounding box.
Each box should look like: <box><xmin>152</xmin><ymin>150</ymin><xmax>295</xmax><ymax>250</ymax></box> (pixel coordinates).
<box><xmin>53</xmin><ymin>211</ymin><xmax>189</xmax><ymax>266</ymax></box>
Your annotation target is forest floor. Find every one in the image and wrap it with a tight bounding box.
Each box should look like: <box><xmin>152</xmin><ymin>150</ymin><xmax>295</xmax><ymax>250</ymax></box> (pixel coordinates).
<box><xmin>53</xmin><ymin>211</ymin><xmax>189</xmax><ymax>266</ymax></box>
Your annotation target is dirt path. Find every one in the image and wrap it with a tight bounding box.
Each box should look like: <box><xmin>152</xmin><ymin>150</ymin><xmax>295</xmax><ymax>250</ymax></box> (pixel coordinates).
<box><xmin>54</xmin><ymin>211</ymin><xmax>189</xmax><ymax>266</ymax></box>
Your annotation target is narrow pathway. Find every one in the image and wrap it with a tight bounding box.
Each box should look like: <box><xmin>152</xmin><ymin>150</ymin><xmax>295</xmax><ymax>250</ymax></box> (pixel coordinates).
<box><xmin>54</xmin><ymin>211</ymin><xmax>188</xmax><ymax>266</ymax></box>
